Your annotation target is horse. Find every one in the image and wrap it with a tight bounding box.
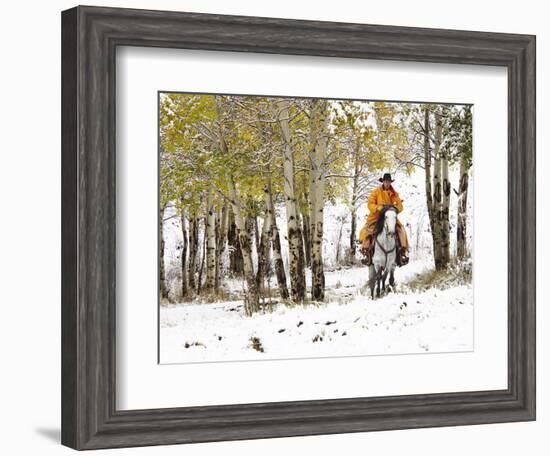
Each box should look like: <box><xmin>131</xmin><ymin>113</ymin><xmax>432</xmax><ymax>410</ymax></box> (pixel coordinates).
<box><xmin>368</xmin><ymin>205</ymin><xmax>398</xmax><ymax>299</ymax></box>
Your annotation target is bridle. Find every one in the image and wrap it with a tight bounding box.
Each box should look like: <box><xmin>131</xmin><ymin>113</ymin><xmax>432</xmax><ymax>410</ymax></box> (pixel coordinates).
<box><xmin>375</xmin><ymin>215</ymin><xmax>397</xmax><ymax>269</ymax></box>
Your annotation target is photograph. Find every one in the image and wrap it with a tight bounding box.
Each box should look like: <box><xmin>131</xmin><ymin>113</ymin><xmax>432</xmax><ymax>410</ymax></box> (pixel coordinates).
<box><xmin>158</xmin><ymin>92</ymin><xmax>474</xmax><ymax>364</ymax></box>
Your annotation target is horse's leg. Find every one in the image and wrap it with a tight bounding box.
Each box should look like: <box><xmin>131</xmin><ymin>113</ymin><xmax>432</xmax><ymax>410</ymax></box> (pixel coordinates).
<box><xmin>380</xmin><ymin>267</ymin><xmax>390</xmax><ymax>294</ymax></box>
<box><xmin>389</xmin><ymin>268</ymin><xmax>395</xmax><ymax>289</ymax></box>
<box><xmin>369</xmin><ymin>265</ymin><xmax>375</xmax><ymax>299</ymax></box>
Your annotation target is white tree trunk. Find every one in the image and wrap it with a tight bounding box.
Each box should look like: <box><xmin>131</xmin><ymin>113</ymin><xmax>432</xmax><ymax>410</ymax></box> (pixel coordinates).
<box><xmin>180</xmin><ymin>204</ymin><xmax>188</xmax><ymax>299</ymax></box>
<box><xmin>214</xmin><ymin>96</ymin><xmax>259</xmax><ymax>313</ymax></box>
<box><xmin>424</xmin><ymin>108</ymin><xmax>435</xmax><ymax>223</ymax></box>
<box><xmin>226</xmin><ymin>175</ymin><xmax>260</xmax><ymax>315</ymax></box>
<box><xmin>256</xmin><ymin>204</ymin><xmax>272</xmax><ymax>293</ymax></box>
<box><xmin>266</xmin><ymin>173</ymin><xmax>289</xmax><ymax>300</ymax></box>
<box><xmin>159</xmin><ymin>203</ymin><xmax>169</xmax><ymax>301</ymax></box>
<box><xmin>432</xmin><ymin>109</ymin><xmax>445</xmax><ymax>270</ymax></box>
<box><xmin>215</xmin><ymin>203</ymin><xmax>228</xmax><ymax>291</ymax></box>
<box><xmin>205</xmin><ymin>190</ymin><xmax>217</xmax><ymax>290</ymax></box>
<box><xmin>187</xmin><ymin>211</ymin><xmax>199</xmax><ymax>292</ymax></box>
<box><xmin>197</xmin><ymin>217</ymin><xmax>207</xmax><ymax>294</ymax></box>
<box><xmin>349</xmin><ymin>141</ymin><xmax>360</xmax><ymax>258</ymax></box>
<box><xmin>440</xmin><ymin>128</ymin><xmax>451</xmax><ymax>266</ymax></box>
<box><xmin>274</xmin><ymin>98</ymin><xmax>306</xmax><ymax>302</ymax></box>
<box><xmin>456</xmin><ymin>155</ymin><xmax>470</xmax><ymax>258</ymax></box>
<box><xmin>309</xmin><ymin>99</ymin><xmax>329</xmax><ymax>301</ymax></box>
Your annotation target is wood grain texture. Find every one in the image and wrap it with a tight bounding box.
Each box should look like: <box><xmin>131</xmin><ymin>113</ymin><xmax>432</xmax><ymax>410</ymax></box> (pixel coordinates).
<box><xmin>61</xmin><ymin>5</ymin><xmax>536</xmax><ymax>450</ymax></box>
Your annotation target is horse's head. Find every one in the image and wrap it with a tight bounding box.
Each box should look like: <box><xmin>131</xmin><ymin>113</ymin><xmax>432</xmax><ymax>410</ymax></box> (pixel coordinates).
<box><xmin>374</xmin><ymin>205</ymin><xmax>398</xmax><ymax>236</ymax></box>
<box><xmin>375</xmin><ymin>204</ymin><xmax>397</xmax><ymax>235</ymax></box>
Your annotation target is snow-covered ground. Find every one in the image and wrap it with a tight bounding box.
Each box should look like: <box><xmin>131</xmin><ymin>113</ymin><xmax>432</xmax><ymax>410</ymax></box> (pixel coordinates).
<box><xmin>160</xmin><ymin>260</ymin><xmax>473</xmax><ymax>364</ymax></box>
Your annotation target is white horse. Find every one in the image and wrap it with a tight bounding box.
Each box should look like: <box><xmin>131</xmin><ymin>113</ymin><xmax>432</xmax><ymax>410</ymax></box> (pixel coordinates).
<box><xmin>368</xmin><ymin>205</ymin><xmax>398</xmax><ymax>299</ymax></box>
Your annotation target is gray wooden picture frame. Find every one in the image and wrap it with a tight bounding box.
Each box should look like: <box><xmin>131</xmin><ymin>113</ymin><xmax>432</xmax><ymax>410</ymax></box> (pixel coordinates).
<box><xmin>61</xmin><ymin>5</ymin><xmax>536</xmax><ymax>450</ymax></box>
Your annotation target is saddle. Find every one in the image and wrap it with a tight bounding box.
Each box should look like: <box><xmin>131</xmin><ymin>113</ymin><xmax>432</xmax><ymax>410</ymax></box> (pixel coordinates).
<box><xmin>359</xmin><ymin>206</ymin><xmax>408</xmax><ymax>266</ymax></box>
<box><xmin>361</xmin><ymin>234</ymin><xmax>406</xmax><ymax>267</ymax></box>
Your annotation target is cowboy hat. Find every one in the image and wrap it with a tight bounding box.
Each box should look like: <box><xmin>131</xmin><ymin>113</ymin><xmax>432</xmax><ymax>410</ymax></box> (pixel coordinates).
<box><xmin>378</xmin><ymin>173</ymin><xmax>395</xmax><ymax>182</ymax></box>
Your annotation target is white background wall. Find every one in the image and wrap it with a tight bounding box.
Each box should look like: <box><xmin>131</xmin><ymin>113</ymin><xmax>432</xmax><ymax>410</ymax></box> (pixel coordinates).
<box><xmin>0</xmin><ymin>0</ymin><xmax>546</xmax><ymax>454</ymax></box>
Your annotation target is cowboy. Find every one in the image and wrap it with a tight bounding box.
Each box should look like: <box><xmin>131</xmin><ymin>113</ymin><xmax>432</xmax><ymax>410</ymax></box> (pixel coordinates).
<box><xmin>359</xmin><ymin>173</ymin><xmax>410</xmax><ymax>266</ymax></box>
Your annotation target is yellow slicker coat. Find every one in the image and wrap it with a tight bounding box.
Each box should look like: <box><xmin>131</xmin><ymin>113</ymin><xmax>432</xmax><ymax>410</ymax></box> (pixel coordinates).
<box><xmin>359</xmin><ymin>185</ymin><xmax>404</xmax><ymax>244</ymax></box>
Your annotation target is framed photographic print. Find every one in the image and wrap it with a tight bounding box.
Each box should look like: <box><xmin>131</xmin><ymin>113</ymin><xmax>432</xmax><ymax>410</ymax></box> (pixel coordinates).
<box><xmin>61</xmin><ymin>5</ymin><xmax>536</xmax><ymax>450</ymax></box>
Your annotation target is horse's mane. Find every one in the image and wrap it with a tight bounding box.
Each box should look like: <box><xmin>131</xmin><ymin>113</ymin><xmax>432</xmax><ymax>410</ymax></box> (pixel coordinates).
<box><xmin>374</xmin><ymin>205</ymin><xmax>397</xmax><ymax>236</ymax></box>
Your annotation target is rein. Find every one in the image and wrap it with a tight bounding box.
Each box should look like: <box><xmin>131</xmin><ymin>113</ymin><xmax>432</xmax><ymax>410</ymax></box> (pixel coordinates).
<box><xmin>375</xmin><ymin>223</ymin><xmax>397</xmax><ymax>269</ymax></box>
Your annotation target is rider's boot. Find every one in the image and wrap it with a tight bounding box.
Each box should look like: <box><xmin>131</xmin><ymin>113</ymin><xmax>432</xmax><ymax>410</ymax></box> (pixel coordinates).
<box><xmin>361</xmin><ymin>236</ymin><xmax>373</xmax><ymax>266</ymax></box>
<box><xmin>369</xmin><ymin>241</ymin><xmax>375</xmax><ymax>265</ymax></box>
<box><xmin>399</xmin><ymin>247</ymin><xmax>409</xmax><ymax>266</ymax></box>
<box><xmin>364</xmin><ymin>250</ymin><xmax>372</xmax><ymax>266</ymax></box>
